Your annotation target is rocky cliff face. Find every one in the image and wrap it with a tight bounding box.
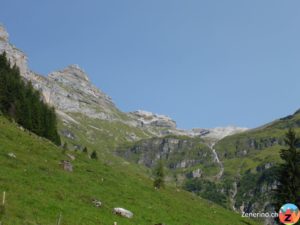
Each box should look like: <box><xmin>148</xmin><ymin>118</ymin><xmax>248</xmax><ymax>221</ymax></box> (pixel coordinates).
<box><xmin>116</xmin><ymin>136</ymin><xmax>219</xmax><ymax>182</ymax></box>
<box><xmin>234</xmin><ymin>165</ymin><xmax>278</xmax><ymax>225</ymax></box>
<box><xmin>34</xmin><ymin>64</ymin><xmax>125</xmax><ymax>121</ymax></box>
<box><xmin>0</xmin><ymin>25</ymin><xmax>31</xmax><ymax>79</ymax></box>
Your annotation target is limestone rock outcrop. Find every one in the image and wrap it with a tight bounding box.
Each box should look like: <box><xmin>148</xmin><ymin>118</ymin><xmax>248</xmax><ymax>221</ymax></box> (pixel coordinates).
<box><xmin>130</xmin><ymin>110</ymin><xmax>176</xmax><ymax>129</ymax></box>
<box><xmin>0</xmin><ymin>25</ymin><xmax>31</xmax><ymax>79</ymax></box>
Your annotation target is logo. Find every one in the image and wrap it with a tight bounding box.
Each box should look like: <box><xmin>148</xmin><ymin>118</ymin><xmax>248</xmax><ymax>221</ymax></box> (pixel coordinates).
<box><xmin>279</xmin><ymin>203</ymin><xmax>300</xmax><ymax>225</ymax></box>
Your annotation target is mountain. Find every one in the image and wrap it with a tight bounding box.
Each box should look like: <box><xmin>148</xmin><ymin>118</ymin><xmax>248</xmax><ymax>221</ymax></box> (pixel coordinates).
<box><xmin>0</xmin><ymin>25</ymin><xmax>248</xmax><ymax>142</ymax></box>
<box><xmin>0</xmin><ymin>24</ymin><xmax>249</xmax><ymax>157</ymax></box>
<box><xmin>0</xmin><ymin>25</ymin><xmax>133</xmax><ymax>123</ymax></box>
<box><xmin>2</xmin><ymin>24</ymin><xmax>288</xmax><ymax>224</ymax></box>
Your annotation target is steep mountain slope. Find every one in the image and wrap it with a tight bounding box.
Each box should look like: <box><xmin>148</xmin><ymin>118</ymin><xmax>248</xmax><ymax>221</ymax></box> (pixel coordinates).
<box><xmin>212</xmin><ymin>110</ymin><xmax>300</xmax><ymax>221</ymax></box>
<box><xmin>0</xmin><ymin>116</ymin><xmax>259</xmax><ymax>225</ymax></box>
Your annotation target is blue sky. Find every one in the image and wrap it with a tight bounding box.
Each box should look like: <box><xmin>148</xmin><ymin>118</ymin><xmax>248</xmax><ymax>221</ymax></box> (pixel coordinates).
<box><xmin>1</xmin><ymin>0</ymin><xmax>300</xmax><ymax>129</ymax></box>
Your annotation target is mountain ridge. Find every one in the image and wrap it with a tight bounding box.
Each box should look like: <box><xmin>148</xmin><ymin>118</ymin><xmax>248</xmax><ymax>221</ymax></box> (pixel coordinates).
<box><xmin>0</xmin><ymin>24</ymin><xmax>247</xmax><ymax>140</ymax></box>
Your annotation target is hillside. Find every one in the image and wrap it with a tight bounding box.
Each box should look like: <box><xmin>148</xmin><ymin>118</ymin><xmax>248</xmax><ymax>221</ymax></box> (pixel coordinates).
<box><xmin>0</xmin><ymin>24</ymin><xmax>284</xmax><ymax>225</ymax></box>
<box><xmin>114</xmin><ymin>110</ymin><xmax>300</xmax><ymax>224</ymax></box>
<box><xmin>116</xmin><ymin>136</ymin><xmax>220</xmax><ymax>183</ymax></box>
<box><xmin>0</xmin><ymin>116</ymin><xmax>259</xmax><ymax>225</ymax></box>
<box><xmin>212</xmin><ymin>110</ymin><xmax>300</xmax><ymax>218</ymax></box>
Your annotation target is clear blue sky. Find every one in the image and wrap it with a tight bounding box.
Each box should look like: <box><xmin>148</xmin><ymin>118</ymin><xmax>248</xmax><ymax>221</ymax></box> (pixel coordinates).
<box><xmin>1</xmin><ymin>0</ymin><xmax>300</xmax><ymax>129</ymax></box>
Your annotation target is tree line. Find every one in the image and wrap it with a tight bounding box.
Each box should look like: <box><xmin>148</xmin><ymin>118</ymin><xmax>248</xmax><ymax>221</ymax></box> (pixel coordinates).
<box><xmin>0</xmin><ymin>52</ymin><xmax>61</xmax><ymax>145</ymax></box>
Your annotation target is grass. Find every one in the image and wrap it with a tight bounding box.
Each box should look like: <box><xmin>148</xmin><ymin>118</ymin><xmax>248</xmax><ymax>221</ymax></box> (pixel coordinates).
<box><xmin>214</xmin><ymin>125</ymin><xmax>290</xmax><ymax>178</ymax></box>
<box><xmin>58</xmin><ymin>113</ymin><xmax>151</xmax><ymax>152</ymax></box>
<box><xmin>0</xmin><ymin>116</ymin><xmax>260</xmax><ymax>225</ymax></box>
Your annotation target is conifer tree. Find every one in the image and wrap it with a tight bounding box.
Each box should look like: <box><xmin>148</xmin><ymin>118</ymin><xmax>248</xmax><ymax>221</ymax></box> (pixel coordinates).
<box><xmin>153</xmin><ymin>160</ymin><xmax>165</xmax><ymax>189</ymax></box>
<box><xmin>83</xmin><ymin>147</ymin><xmax>88</xmax><ymax>153</ymax></box>
<box><xmin>91</xmin><ymin>151</ymin><xmax>98</xmax><ymax>160</ymax></box>
<box><xmin>274</xmin><ymin>128</ymin><xmax>300</xmax><ymax>209</ymax></box>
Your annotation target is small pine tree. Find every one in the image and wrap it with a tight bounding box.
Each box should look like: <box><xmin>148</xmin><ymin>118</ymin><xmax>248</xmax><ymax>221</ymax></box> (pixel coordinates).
<box><xmin>91</xmin><ymin>151</ymin><xmax>98</xmax><ymax>160</ymax></box>
<box><xmin>153</xmin><ymin>160</ymin><xmax>165</xmax><ymax>189</ymax></box>
<box><xmin>83</xmin><ymin>147</ymin><xmax>88</xmax><ymax>153</ymax></box>
<box><xmin>274</xmin><ymin>128</ymin><xmax>300</xmax><ymax>209</ymax></box>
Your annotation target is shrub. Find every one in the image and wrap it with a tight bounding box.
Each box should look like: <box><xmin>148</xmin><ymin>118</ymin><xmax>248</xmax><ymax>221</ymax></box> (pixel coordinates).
<box><xmin>91</xmin><ymin>151</ymin><xmax>98</xmax><ymax>160</ymax></box>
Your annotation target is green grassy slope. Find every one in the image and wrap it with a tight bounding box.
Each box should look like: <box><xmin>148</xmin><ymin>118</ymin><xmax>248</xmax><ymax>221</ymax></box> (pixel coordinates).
<box><xmin>0</xmin><ymin>116</ymin><xmax>259</xmax><ymax>225</ymax></box>
<box><xmin>215</xmin><ymin>111</ymin><xmax>300</xmax><ymax>178</ymax></box>
<box><xmin>58</xmin><ymin>113</ymin><xmax>151</xmax><ymax>152</ymax></box>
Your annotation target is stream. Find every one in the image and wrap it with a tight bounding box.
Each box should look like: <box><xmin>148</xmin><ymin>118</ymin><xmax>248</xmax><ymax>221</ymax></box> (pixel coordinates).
<box><xmin>208</xmin><ymin>143</ymin><xmax>224</xmax><ymax>180</ymax></box>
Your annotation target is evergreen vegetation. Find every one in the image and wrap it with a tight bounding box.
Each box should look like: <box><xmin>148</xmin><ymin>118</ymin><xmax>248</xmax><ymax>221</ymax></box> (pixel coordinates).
<box><xmin>274</xmin><ymin>128</ymin><xmax>300</xmax><ymax>209</ymax></box>
<box><xmin>83</xmin><ymin>146</ymin><xmax>88</xmax><ymax>153</ymax></box>
<box><xmin>153</xmin><ymin>160</ymin><xmax>165</xmax><ymax>189</ymax></box>
<box><xmin>90</xmin><ymin>150</ymin><xmax>98</xmax><ymax>159</ymax></box>
<box><xmin>0</xmin><ymin>52</ymin><xmax>61</xmax><ymax>145</ymax></box>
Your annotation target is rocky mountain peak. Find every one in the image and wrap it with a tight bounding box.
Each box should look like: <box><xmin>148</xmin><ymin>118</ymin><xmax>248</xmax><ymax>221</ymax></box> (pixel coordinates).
<box><xmin>0</xmin><ymin>25</ymin><xmax>30</xmax><ymax>78</ymax></box>
<box><xmin>49</xmin><ymin>64</ymin><xmax>90</xmax><ymax>83</ymax></box>
<box><xmin>0</xmin><ymin>25</ymin><xmax>9</xmax><ymax>42</ymax></box>
<box><xmin>63</xmin><ymin>64</ymin><xmax>89</xmax><ymax>82</ymax></box>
